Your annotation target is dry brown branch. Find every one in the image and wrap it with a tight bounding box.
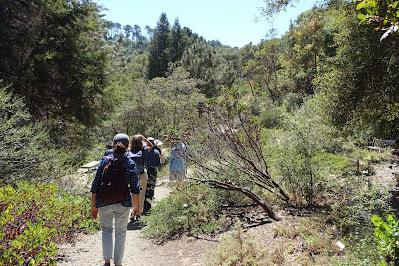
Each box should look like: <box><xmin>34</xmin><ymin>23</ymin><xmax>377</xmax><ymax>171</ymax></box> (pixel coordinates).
<box><xmin>189</xmin><ymin>177</ymin><xmax>281</xmax><ymax>221</ymax></box>
<box><xmin>187</xmin><ymin>102</ymin><xmax>289</xmax><ymax>220</ymax></box>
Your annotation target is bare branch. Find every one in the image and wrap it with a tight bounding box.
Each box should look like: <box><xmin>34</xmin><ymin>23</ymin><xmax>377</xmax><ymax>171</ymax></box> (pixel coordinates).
<box><xmin>189</xmin><ymin>177</ymin><xmax>281</xmax><ymax>221</ymax></box>
<box><xmin>187</xmin><ymin>102</ymin><xmax>290</xmax><ymax>220</ymax></box>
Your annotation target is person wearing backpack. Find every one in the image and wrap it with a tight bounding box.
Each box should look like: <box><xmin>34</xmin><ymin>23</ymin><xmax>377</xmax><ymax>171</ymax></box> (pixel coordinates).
<box><xmin>90</xmin><ymin>133</ymin><xmax>140</xmax><ymax>266</ymax></box>
<box><xmin>127</xmin><ymin>134</ymin><xmax>153</xmax><ymax>216</ymax></box>
<box><xmin>144</xmin><ymin>137</ymin><xmax>162</xmax><ymax>213</ymax></box>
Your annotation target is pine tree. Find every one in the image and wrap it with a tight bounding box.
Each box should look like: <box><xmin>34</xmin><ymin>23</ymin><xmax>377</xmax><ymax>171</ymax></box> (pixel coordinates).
<box><xmin>180</xmin><ymin>38</ymin><xmax>218</xmax><ymax>96</ymax></box>
<box><xmin>123</xmin><ymin>24</ymin><xmax>133</xmax><ymax>39</ymax></box>
<box><xmin>148</xmin><ymin>13</ymin><xmax>171</xmax><ymax>79</ymax></box>
<box><xmin>170</xmin><ymin>18</ymin><xmax>183</xmax><ymax>63</ymax></box>
<box><xmin>132</xmin><ymin>25</ymin><xmax>142</xmax><ymax>41</ymax></box>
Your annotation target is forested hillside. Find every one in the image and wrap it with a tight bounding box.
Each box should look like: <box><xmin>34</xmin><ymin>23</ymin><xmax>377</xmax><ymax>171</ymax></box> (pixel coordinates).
<box><xmin>0</xmin><ymin>0</ymin><xmax>398</xmax><ymax>265</ymax></box>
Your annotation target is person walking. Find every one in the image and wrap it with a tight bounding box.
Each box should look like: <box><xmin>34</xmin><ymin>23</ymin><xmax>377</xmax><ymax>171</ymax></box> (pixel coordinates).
<box><xmin>169</xmin><ymin>138</ymin><xmax>187</xmax><ymax>181</ymax></box>
<box><xmin>128</xmin><ymin>134</ymin><xmax>153</xmax><ymax>216</ymax></box>
<box><xmin>90</xmin><ymin>133</ymin><xmax>140</xmax><ymax>266</ymax></box>
<box><xmin>144</xmin><ymin>137</ymin><xmax>162</xmax><ymax>213</ymax></box>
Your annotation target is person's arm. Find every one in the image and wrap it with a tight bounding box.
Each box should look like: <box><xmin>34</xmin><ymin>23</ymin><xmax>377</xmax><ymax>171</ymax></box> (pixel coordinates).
<box><xmin>160</xmin><ymin>153</ymin><xmax>166</xmax><ymax>165</ymax></box>
<box><xmin>127</xmin><ymin>159</ymin><xmax>141</xmax><ymax>216</ymax></box>
<box><xmin>90</xmin><ymin>158</ymin><xmax>107</xmax><ymax>219</ymax></box>
<box><xmin>132</xmin><ymin>194</ymin><xmax>139</xmax><ymax>216</ymax></box>
<box><xmin>139</xmin><ymin>135</ymin><xmax>153</xmax><ymax>150</ymax></box>
<box><xmin>91</xmin><ymin>193</ymin><xmax>98</xmax><ymax>219</ymax></box>
<box><xmin>154</xmin><ymin>149</ymin><xmax>161</xmax><ymax>167</ymax></box>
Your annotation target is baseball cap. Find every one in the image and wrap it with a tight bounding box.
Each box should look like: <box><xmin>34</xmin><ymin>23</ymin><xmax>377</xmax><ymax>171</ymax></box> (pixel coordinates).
<box><xmin>113</xmin><ymin>133</ymin><xmax>129</xmax><ymax>147</ymax></box>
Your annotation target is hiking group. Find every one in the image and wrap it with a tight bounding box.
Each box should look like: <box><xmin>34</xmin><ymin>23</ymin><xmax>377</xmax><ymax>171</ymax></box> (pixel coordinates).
<box><xmin>90</xmin><ymin>133</ymin><xmax>187</xmax><ymax>266</ymax></box>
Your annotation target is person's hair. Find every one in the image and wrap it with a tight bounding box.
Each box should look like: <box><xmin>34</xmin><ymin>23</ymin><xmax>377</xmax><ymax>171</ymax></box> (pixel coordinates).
<box><xmin>105</xmin><ymin>142</ymin><xmax>113</xmax><ymax>149</ymax></box>
<box><xmin>113</xmin><ymin>143</ymin><xmax>127</xmax><ymax>154</ymax></box>
<box><xmin>130</xmin><ymin>135</ymin><xmax>143</xmax><ymax>153</ymax></box>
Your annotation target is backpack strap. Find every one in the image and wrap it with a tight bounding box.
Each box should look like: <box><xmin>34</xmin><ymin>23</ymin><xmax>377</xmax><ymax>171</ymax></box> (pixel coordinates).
<box><xmin>101</xmin><ymin>154</ymin><xmax>115</xmax><ymax>179</ymax></box>
<box><xmin>128</xmin><ymin>150</ymin><xmax>143</xmax><ymax>158</ymax></box>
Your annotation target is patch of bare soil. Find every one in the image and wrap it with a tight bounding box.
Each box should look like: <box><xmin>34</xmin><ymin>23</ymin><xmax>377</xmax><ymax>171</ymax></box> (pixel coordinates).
<box><xmin>368</xmin><ymin>161</ymin><xmax>398</xmax><ymax>188</ymax></box>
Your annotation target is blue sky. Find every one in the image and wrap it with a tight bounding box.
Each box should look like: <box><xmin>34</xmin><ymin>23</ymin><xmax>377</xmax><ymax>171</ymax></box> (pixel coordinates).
<box><xmin>96</xmin><ymin>0</ymin><xmax>317</xmax><ymax>47</ymax></box>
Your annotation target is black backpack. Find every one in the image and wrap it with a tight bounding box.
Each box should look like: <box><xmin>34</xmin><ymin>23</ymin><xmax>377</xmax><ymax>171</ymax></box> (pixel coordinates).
<box><xmin>98</xmin><ymin>156</ymin><xmax>128</xmax><ymax>204</ymax></box>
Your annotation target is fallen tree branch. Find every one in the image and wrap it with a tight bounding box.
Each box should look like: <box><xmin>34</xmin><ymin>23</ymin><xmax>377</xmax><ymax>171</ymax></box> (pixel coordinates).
<box><xmin>189</xmin><ymin>177</ymin><xmax>281</xmax><ymax>221</ymax></box>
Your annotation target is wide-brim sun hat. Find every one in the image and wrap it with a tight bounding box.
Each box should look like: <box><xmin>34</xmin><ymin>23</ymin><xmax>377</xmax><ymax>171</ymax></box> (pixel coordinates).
<box><xmin>154</xmin><ymin>139</ymin><xmax>163</xmax><ymax>146</ymax></box>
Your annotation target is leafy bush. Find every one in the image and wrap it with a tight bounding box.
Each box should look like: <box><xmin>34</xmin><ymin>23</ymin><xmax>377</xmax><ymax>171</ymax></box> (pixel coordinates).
<box><xmin>329</xmin><ymin>175</ymin><xmax>391</xmax><ymax>236</ymax></box>
<box><xmin>0</xmin><ymin>88</ymin><xmax>48</xmax><ymax>183</ymax></box>
<box><xmin>350</xmin><ymin>147</ymin><xmax>392</xmax><ymax>164</ymax></box>
<box><xmin>0</xmin><ymin>88</ymin><xmax>79</xmax><ymax>184</ymax></box>
<box><xmin>110</xmin><ymin>69</ymin><xmax>205</xmax><ymax>137</ymax></box>
<box><xmin>268</xmin><ymin>133</ymin><xmax>336</xmax><ymax>206</ymax></box>
<box><xmin>266</xmin><ymin>95</ymin><xmax>343</xmax><ymax>206</ymax></box>
<box><xmin>259</xmin><ymin>106</ymin><xmax>282</xmax><ymax>129</ymax></box>
<box><xmin>208</xmin><ymin>223</ymin><xmax>267</xmax><ymax>266</ymax></box>
<box><xmin>142</xmin><ymin>182</ymin><xmax>246</xmax><ymax>242</ymax></box>
<box><xmin>372</xmin><ymin>214</ymin><xmax>399</xmax><ymax>265</ymax></box>
<box><xmin>282</xmin><ymin>92</ymin><xmax>304</xmax><ymax>113</ymax></box>
<box><xmin>338</xmin><ymin>235</ymin><xmax>380</xmax><ymax>266</ymax></box>
<box><xmin>0</xmin><ymin>182</ymin><xmax>98</xmax><ymax>265</ymax></box>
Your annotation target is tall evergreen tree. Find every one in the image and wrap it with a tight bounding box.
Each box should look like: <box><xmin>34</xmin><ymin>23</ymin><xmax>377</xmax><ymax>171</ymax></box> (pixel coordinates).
<box><xmin>145</xmin><ymin>25</ymin><xmax>154</xmax><ymax>39</ymax></box>
<box><xmin>132</xmin><ymin>25</ymin><xmax>142</xmax><ymax>41</ymax></box>
<box><xmin>170</xmin><ymin>18</ymin><xmax>183</xmax><ymax>63</ymax></box>
<box><xmin>123</xmin><ymin>24</ymin><xmax>133</xmax><ymax>39</ymax></box>
<box><xmin>180</xmin><ymin>38</ymin><xmax>218</xmax><ymax>96</ymax></box>
<box><xmin>0</xmin><ymin>0</ymin><xmax>108</xmax><ymax>125</ymax></box>
<box><xmin>148</xmin><ymin>13</ymin><xmax>171</xmax><ymax>79</ymax></box>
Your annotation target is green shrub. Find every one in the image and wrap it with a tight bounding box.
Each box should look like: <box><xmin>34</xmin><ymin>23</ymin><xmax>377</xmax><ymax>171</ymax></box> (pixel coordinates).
<box><xmin>0</xmin><ymin>182</ymin><xmax>98</xmax><ymax>265</ymax></box>
<box><xmin>208</xmin><ymin>223</ymin><xmax>267</xmax><ymax>266</ymax></box>
<box><xmin>0</xmin><ymin>88</ymin><xmax>79</xmax><ymax>184</ymax></box>
<box><xmin>312</xmin><ymin>152</ymin><xmax>350</xmax><ymax>174</ymax></box>
<box><xmin>337</xmin><ymin>235</ymin><xmax>380</xmax><ymax>266</ymax></box>
<box><xmin>282</xmin><ymin>92</ymin><xmax>304</xmax><ymax>113</ymax></box>
<box><xmin>273</xmin><ymin>217</ymin><xmax>338</xmax><ymax>259</ymax></box>
<box><xmin>350</xmin><ymin>147</ymin><xmax>392</xmax><ymax>164</ymax></box>
<box><xmin>372</xmin><ymin>214</ymin><xmax>399</xmax><ymax>265</ymax></box>
<box><xmin>329</xmin><ymin>175</ymin><xmax>391</xmax><ymax>236</ymax></box>
<box><xmin>266</xmin><ymin>95</ymin><xmax>343</xmax><ymax>206</ymax></box>
<box><xmin>0</xmin><ymin>88</ymin><xmax>48</xmax><ymax>183</ymax></box>
<box><xmin>259</xmin><ymin>107</ymin><xmax>281</xmax><ymax>129</ymax></box>
<box><xmin>142</xmin><ymin>182</ymin><xmax>246</xmax><ymax>242</ymax></box>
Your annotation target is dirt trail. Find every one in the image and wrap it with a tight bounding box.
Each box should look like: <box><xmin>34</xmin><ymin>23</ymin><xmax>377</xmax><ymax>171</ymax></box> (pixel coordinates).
<box><xmin>57</xmin><ymin>179</ymin><xmax>217</xmax><ymax>266</ymax></box>
<box><xmin>369</xmin><ymin>161</ymin><xmax>398</xmax><ymax>188</ymax></box>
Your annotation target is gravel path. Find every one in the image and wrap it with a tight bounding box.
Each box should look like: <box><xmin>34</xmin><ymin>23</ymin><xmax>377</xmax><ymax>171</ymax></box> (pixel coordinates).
<box><xmin>57</xmin><ymin>180</ymin><xmax>217</xmax><ymax>266</ymax></box>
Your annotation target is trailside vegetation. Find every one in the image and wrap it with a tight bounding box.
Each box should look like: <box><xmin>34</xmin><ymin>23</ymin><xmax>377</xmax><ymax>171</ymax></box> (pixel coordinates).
<box><xmin>0</xmin><ymin>0</ymin><xmax>398</xmax><ymax>264</ymax></box>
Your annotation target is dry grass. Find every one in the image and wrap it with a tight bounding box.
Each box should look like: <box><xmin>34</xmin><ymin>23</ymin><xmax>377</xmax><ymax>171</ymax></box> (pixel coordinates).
<box><xmin>208</xmin><ymin>215</ymin><xmax>343</xmax><ymax>265</ymax></box>
<box><xmin>270</xmin><ymin>216</ymin><xmax>342</xmax><ymax>265</ymax></box>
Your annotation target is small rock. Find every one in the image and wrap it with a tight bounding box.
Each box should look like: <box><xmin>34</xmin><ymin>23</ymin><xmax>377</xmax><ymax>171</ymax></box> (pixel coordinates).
<box><xmin>336</xmin><ymin>240</ymin><xmax>345</xmax><ymax>251</ymax></box>
<box><xmin>186</xmin><ymin>236</ymin><xmax>195</xmax><ymax>243</ymax></box>
<box><xmin>181</xmin><ymin>257</ymin><xmax>191</xmax><ymax>264</ymax></box>
<box><xmin>178</xmin><ymin>249</ymin><xmax>184</xmax><ymax>257</ymax></box>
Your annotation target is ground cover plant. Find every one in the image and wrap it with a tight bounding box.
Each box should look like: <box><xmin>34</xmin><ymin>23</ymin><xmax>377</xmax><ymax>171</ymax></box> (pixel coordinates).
<box><xmin>0</xmin><ymin>182</ymin><xmax>97</xmax><ymax>265</ymax></box>
<box><xmin>142</xmin><ymin>182</ymin><xmax>248</xmax><ymax>242</ymax></box>
<box><xmin>208</xmin><ymin>223</ymin><xmax>268</xmax><ymax>266</ymax></box>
